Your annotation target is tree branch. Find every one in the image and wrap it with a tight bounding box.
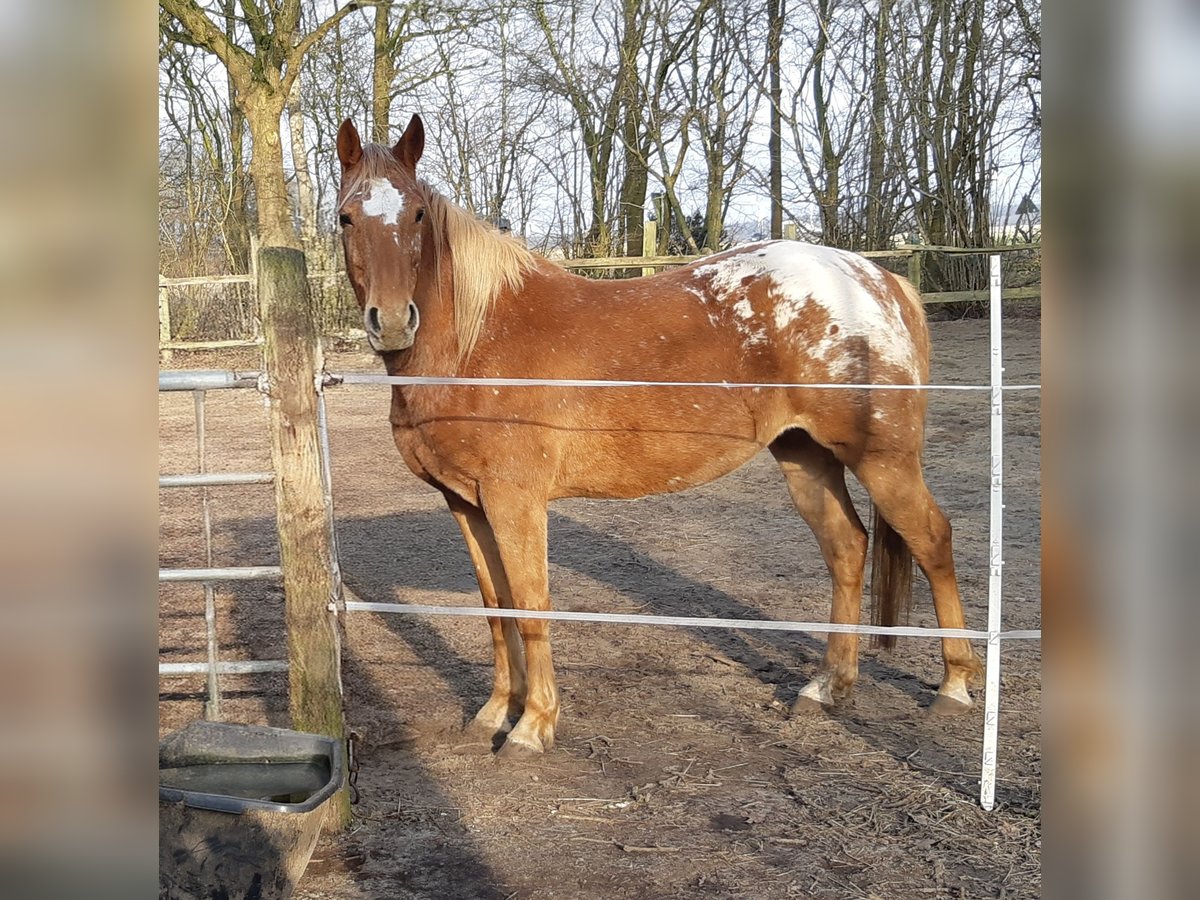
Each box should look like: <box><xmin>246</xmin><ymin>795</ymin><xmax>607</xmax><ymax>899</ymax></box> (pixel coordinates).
<box><xmin>159</xmin><ymin>0</ymin><xmax>253</xmax><ymax>89</ymax></box>
<box><xmin>285</xmin><ymin>4</ymin><xmax>363</xmax><ymax>96</ymax></box>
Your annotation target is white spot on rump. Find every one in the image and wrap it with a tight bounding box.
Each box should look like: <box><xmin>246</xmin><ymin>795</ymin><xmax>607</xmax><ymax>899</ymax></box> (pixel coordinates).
<box><xmin>362</xmin><ymin>178</ymin><xmax>406</xmax><ymax>226</ymax></box>
<box><xmin>773</xmin><ymin>295</ymin><xmax>810</xmax><ymax>330</ymax></box>
<box><xmin>698</xmin><ymin>241</ymin><xmax>917</xmax><ymax>378</ymax></box>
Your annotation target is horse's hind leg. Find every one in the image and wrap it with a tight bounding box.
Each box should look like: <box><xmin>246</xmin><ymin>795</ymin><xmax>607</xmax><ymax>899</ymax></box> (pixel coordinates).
<box><xmin>770</xmin><ymin>430</ymin><xmax>869</xmax><ymax>714</ymax></box>
<box><xmin>445</xmin><ymin>494</ymin><xmax>527</xmax><ymax>746</ymax></box>
<box><xmin>852</xmin><ymin>450</ymin><xmax>983</xmax><ymax>714</ymax></box>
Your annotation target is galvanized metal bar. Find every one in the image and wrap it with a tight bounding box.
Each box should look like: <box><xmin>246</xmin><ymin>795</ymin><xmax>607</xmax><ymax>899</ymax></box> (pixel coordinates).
<box><xmin>159</xmin><ymin>660</ymin><xmax>289</xmax><ymax>676</ymax></box>
<box><xmin>159</xmin><ymin>566</ymin><xmax>283</xmax><ymax>582</ymax></box>
<box><xmin>159</xmin><ymin>472</ymin><xmax>274</xmax><ymax>488</ymax></box>
<box><xmin>980</xmin><ymin>255</ymin><xmax>1006</xmax><ymax>812</ymax></box>
<box><xmin>158</xmin><ymin>370</ymin><xmax>260</xmax><ymax>392</ymax></box>
<box><xmin>315</xmin><ymin>380</ymin><xmax>345</xmax><ymax>613</ymax></box>
<box><xmin>194</xmin><ymin>390</ymin><xmax>221</xmax><ymax>721</ymax></box>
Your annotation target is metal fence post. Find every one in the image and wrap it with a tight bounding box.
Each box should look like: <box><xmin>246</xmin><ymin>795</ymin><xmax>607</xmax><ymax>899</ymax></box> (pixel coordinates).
<box><xmin>979</xmin><ymin>254</ymin><xmax>1005</xmax><ymax>810</ymax></box>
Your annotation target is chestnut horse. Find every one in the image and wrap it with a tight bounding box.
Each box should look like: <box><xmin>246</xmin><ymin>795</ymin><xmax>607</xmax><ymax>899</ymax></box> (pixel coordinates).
<box><xmin>336</xmin><ymin>114</ymin><xmax>982</xmax><ymax>757</ymax></box>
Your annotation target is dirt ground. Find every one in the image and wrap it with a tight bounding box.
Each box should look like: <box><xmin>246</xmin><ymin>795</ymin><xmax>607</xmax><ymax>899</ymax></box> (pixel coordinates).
<box><xmin>159</xmin><ymin>312</ymin><xmax>1041</xmax><ymax>899</ymax></box>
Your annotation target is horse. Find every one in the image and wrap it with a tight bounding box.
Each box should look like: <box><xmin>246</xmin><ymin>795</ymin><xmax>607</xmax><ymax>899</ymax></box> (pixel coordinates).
<box><xmin>335</xmin><ymin>114</ymin><xmax>983</xmax><ymax>758</ymax></box>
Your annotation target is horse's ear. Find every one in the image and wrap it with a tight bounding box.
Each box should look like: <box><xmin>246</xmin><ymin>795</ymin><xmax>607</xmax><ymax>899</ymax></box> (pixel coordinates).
<box><xmin>337</xmin><ymin>119</ymin><xmax>363</xmax><ymax>172</ymax></box>
<box><xmin>393</xmin><ymin>114</ymin><xmax>425</xmax><ymax>172</ymax></box>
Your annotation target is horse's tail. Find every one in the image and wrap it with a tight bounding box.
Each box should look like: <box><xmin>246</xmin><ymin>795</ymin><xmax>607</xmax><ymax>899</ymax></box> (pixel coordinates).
<box><xmin>869</xmin><ymin>507</ymin><xmax>913</xmax><ymax>650</ymax></box>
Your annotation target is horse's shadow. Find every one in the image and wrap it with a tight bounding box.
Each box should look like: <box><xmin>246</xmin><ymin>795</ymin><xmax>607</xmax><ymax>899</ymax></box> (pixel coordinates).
<box><xmin>213</xmin><ymin>517</ymin><xmax>511</xmax><ymax>900</ymax></box>
<box><xmin>335</xmin><ymin>504</ymin><xmax>934</xmax><ymax>700</ymax></box>
<box><xmin>327</xmin><ymin>501</ymin><xmax>1014</xmax><ymax>802</ymax></box>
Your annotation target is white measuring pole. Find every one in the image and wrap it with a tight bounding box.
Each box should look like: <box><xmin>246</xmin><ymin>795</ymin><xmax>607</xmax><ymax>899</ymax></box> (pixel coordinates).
<box><xmin>979</xmin><ymin>255</ymin><xmax>1004</xmax><ymax>810</ymax></box>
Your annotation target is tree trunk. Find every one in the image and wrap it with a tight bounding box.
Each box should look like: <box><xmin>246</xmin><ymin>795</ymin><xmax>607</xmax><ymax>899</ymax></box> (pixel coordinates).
<box><xmin>243</xmin><ymin>91</ymin><xmax>299</xmax><ymax>250</ymax></box>
<box><xmin>767</xmin><ymin>0</ymin><xmax>784</xmax><ymax>239</ymax></box>
<box><xmin>372</xmin><ymin>1</ymin><xmax>394</xmax><ymax>143</ymax></box>
<box><xmin>223</xmin><ymin>0</ymin><xmax>251</xmax><ymax>271</ymax></box>
<box><xmin>287</xmin><ymin>77</ymin><xmax>318</xmax><ymax>247</ymax></box>
<box><xmin>226</xmin><ymin>107</ymin><xmax>251</xmax><ymax>271</ymax></box>
<box><xmin>813</xmin><ymin>0</ymin><xmax>840</xmax><ymax>244</ymax></box>
<box><xmin>865</xmin><ymin>0</ymin><xmax>891</xmax><ymax>249</ymax></box>
<box><xmin>618</xmin><ymin>102</ymin><xmax>647</xmax><ymax>256</ymax></box>
<box><xmin>704</xmin><ymin>154</ymin><xmax>725</xmax><ymax>252</ymax></box>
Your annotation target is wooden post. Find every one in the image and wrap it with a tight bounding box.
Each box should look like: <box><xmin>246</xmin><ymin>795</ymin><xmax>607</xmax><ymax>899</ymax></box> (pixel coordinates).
<box><xmin>907</xmin><ymin>249</ymin><xmax>923</xmax><ymax>293</ymax></box>
<box><xmin>249</xmin><ymin>234</ymin><xmax>262</xmax><ymax>343</ymax></box>
<box><xmin>783</xmin><ymin>222</ymin><xmax>798</xmax><ymax>241</ymax></box>
<box><xmin>642</xmin><ymin>216</ymin><xmax>657</xmax><ymax>277</ymax></box>
<box><xmin>257</xmin><ymin>246</ymin><xmax>350</xmax><ymax>831</ymax></box>
<box><xmin>159</xmin><ymin>282</ymin><xmax>173</xmax><ymax>364</ymax></box>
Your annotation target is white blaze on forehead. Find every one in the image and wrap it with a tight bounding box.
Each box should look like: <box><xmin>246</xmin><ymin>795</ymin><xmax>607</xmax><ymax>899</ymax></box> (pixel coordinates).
<box><xmin>693</xmin><ymin>241</ymin><xmax>917</xmax><ymax>377</ymax></box>
<box><xmin>362</xmin><ymin>178</ymin><xmax>406</xmax><ymax>226</ymax></box>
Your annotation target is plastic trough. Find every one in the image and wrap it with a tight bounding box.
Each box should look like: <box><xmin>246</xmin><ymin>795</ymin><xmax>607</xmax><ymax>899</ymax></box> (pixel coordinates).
<box><xmin>159</xmin><ymin>721</ymin><xmax>344</xmax><ymax>900</ymax></box>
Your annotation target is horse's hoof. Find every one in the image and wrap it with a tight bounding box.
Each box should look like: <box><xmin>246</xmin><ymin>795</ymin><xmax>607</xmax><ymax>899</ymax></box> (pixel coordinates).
<box><xmin>495</xmin><ymin>737</ymin><xmax>544</xmax><ymax>761</ymax></box>
<box><xmin>928</xmin><ymin>693</ymin><xmax>973</xmax><ymax>717</ymax></box>
<box><xmin>790</xmin><ymin>694</ymin><xmax>831</xmax><ymax>717</ymax></box>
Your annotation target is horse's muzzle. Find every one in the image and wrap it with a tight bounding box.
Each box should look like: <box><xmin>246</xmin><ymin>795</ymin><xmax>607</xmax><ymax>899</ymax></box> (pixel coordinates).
<box><xmin>364</xmin><ymin>301</ymin><xmax>419</xmax><ymax>352</ymax></box>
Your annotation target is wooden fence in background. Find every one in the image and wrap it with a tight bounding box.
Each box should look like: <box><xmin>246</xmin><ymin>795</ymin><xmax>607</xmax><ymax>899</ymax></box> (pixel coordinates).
<box><xmin>159</xmin><ymin>242</ymin><xmax>1040</xmax><ymax>361</ymax></box>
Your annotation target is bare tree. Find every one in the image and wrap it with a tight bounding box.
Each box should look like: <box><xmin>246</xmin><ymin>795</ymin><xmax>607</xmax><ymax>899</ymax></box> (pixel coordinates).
<box><xmin>159</xmin><ymin>40</ymin><xmax>246</xmax><ymax>273</ymax></box>
<box><xmin>525</xmin><ymin>0</ymin><xmax>653</xmax><ymax>256</ymax></box>
<box><xmin>691</xmin><ymin>0</ymin><xmax>765</xmax><ymax>251</ymax></box>
<box><xmin>424</xmin><ymin>1</ymin><xmax>551</xmax><ymax>234</ymax></box>
<box><xmin>160</xmin><ymin>0</ymin><xmax>360</xmax><ymax>249</ymax></box>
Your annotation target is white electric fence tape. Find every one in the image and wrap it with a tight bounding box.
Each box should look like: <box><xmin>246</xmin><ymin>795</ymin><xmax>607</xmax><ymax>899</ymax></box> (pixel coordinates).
<box><xmin>332</xmin><ymin>373</ymin><xmax>1040</xmax><ymax>392</ymax></box>
<box><xmin>980</xmin><ymin>255</ymin><xmax>1006</xmax><ymax>812</ymax></box>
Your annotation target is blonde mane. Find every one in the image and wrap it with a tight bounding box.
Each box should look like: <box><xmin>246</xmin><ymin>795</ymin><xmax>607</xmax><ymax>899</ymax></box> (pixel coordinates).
<box><xmin>339</xmin><ymin>145</ymin><xmax>535</xmax><ymax>364</ymax></box>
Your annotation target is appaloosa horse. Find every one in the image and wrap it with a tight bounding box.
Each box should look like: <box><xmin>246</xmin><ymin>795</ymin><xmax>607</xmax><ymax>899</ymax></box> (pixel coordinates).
<box><xmin>336</xmin><ymin>114</ymin><xmax>981</xmax><ymax>757</ymax></box>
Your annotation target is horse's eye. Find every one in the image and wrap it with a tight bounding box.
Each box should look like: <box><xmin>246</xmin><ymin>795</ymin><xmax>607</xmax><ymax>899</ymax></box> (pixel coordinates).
<box><xmin>415</xmin><ymin>208</ymin><xmax>425</xmax><ymax>223</ymax></box>
<box><xmin>339</xmin><ymin>213</ymin><xmax>352</xmax><ymax>227</ymax></box>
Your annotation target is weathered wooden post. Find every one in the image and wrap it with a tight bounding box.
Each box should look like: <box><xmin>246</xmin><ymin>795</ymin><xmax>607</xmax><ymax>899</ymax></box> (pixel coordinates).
<box><xmin>907</xmin><ymin>248</ymin><xmax>924</xmax><ymax>293</ymax></box>
<box><xmin>257</xmin><ymin>246</ymin><xmax>350</xmax><ymax>830</ymax></box>
<box><xmin>783</xmin><ymin>222</ymin><xmax>798</xmax><ymax>241</ymax></box>
<box><xmin>655</xmin><ymin>193</ymin><xmax>671</xmax><ymax>256</ymax></box>
<box><xmin>159</xmin><ymin>281</ymin><xmax>173</xmax><ymax>364</ymax></box>
<box><xmin>642</xmin><ymin>210</ymin><xmax>658</xmax><ymax>277</ymax></box>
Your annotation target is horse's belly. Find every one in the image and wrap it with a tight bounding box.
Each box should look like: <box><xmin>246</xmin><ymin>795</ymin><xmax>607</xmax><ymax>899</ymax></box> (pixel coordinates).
<box><xmin>554</xmin><ymin>428</ymin><xmax>762</xmax><ymax>500</ymax></box>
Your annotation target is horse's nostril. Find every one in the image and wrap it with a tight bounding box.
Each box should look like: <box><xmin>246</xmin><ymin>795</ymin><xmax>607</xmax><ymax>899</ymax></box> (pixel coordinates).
<box><xmin>366</xmin><ymin>305</ymin><xmax>382</xmax><ymax>336</ymax></box>
<box><xmin>407</xmin><ymin>302</ymin><xmax>419</xmax><ymax>330</ymax></box>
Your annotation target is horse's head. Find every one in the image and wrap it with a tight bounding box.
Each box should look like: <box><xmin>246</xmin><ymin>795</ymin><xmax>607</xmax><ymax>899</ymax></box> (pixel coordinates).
<box><xmin>336</xmin><ymin>115</ymin><xmax>430</xmax><ymax>354</ymax></box>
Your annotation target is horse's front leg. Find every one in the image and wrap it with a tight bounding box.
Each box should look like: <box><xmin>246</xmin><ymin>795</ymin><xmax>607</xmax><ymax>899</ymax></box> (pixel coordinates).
<box><xmin>478</xmin><ymin>484</ymin><xmax>558</xmax><ymax>757</ymax></box>
<box><xmin>445</xmin><ymin>494</ymin><xmax>527</xmax><ymax>746</ymax></box>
